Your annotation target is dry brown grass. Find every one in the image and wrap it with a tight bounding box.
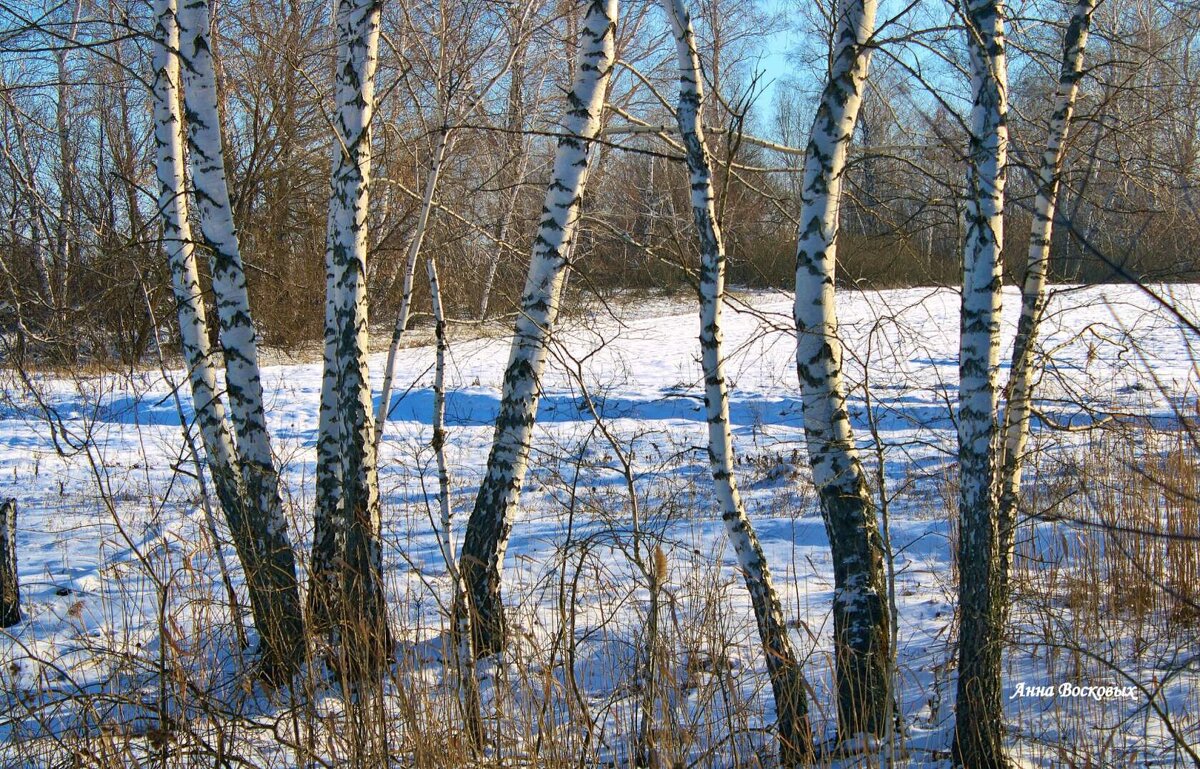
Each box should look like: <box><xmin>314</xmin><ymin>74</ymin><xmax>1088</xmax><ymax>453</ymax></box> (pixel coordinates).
<box><xmin>1003</xmin><ymin>416</ymin><xmax>1200</xmax><ymax>766</ymax></box>
<box><xmin>1019</xmin><ymin>419</ymin><xmax>1200</xmax><ymax>635</ymax></box>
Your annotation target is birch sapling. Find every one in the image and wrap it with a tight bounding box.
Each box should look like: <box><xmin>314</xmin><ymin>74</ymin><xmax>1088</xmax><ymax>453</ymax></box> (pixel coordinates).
<box><xmin>375</xmin><ymin>127</ymin><xmax>450</xmax><ymax>447</ymax></box>
<box><xmin>792</xmin><ymin>0</ymin><xmax>892</xmax><ymax>741</ymax></box>
<box><xmin>457</xmin><ymin>0</ymin><xmax>618</xmax><ymax>659</ymax></box>
<box><xmin>953</xmin><ymin>0</ymin><xmax>1011</xmax><ymax>764</ymax></box>
<box><xmin>427</xmin><ymin>256</ymin><xmax>484</xmax><ymax>750</ymax></box>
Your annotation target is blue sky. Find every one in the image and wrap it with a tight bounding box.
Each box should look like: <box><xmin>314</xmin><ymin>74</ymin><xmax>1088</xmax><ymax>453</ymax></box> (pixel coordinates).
<box><xmin>755</xmin><ymin>0</ymin><xmax>802</xmax><ymax>109</ymax></box>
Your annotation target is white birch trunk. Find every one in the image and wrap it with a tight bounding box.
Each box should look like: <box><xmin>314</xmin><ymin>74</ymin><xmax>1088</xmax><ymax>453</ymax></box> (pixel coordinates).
<box><xmin>458</xmin><ymin>0</ymin><xmax>617</xmax><ymax>658</ymax></box>
<box><xmin>660</xmin><ymin>0</ymin><xmax>813</xmax><ymax>762</ymax></box>
<box><xmin>312</xmin><ymin>268</ymin><xmax>343</xmax><ymax>631</ymax></box>
<box><xmin>177</xmin><ymin>0</ymin><xmax>303</xmax><ymax>680</ymax></box>
<box><xmin>953</xmin><ymin>0</ymin><xmax>1010</xmax><ymax>763</ymax></box>
<box><xmin>792</xmin><ymin>0</ymin><xmax>891</xmax><ymax>741</ymax></box>
<box><xmin>998</xmin><ymin>0</ymin><xmax>1095</xmax><ymax>576</ymax></box>
<box><xmin>312</xmin><ymin>0</ymin><xmax>389</xmax><ymax>677</ymax></box>
<box><xmin>153</xmin><ymin>0</ymin><xmax>240</xmax><ymax>516</ymax></box>
<box><xmin>374</xmin><ymin>127</ymin><xmax>450</xmax><ymax>448</ymax></box>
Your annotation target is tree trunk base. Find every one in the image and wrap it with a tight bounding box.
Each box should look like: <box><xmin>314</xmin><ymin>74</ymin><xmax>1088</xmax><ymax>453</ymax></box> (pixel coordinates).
<box><xmin>1</xmin><ymin>499</ymin><xmax>20</xmax><ymax>628</ymax></box>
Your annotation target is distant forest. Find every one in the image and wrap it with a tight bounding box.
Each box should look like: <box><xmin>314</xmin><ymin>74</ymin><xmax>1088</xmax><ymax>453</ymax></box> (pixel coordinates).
<box><xmin>2</xmin><ymin>0</ymin><xmax>1197</xmax><ymax>363</ymax></box>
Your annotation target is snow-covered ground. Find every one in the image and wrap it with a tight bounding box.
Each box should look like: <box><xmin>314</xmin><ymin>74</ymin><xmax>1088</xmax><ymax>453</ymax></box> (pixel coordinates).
<box><xmin>1</xmin><ymin>284</ymin><xmax>1197</xmax><ymax>766</ymax></box>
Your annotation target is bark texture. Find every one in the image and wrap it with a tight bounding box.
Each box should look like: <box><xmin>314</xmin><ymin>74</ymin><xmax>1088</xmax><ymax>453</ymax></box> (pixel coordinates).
<box><xmin>953</xmin><ymin>0</ymin><xmax>1010</xmax><ymax>764</ymax></box>
<box><xmin>312</xmin><ymin>0</ymin><xmax>390</xmax><ymax>677</ymax></box>
<box><xmin>660</xmin><ymin>0</ymin><xmax>814</xmax><ymax>762</ymax></box>
<box><xmin>153</xmin><ymin>0</ymin><xmax>240</xmax><ymax>521</ymax></box>
<box><xmin>457</xmin><ymin>0</ymin><xmax>617</xmax><ymax>659</ymax></box>
<box><xmin>165</xmin><ymin>0</ymin><xmax>303</xmax><ymax>680</ymax></box>
<box><xmin>791</xmin><ymin>0</ymin><xmax>892</xmax><ymax>741</ymax></box>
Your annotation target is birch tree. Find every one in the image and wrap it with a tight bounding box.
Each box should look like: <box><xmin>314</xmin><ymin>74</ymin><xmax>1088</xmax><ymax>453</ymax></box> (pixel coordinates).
<box><xmin>311</xmin><ymin>0</ymin><xmax>390</xmax><ymax>677</ymax></box>
<box><xmin>177</xmin><ymin>0</ymin><xmax>304</xmax><ymax>681</ymax></box>
<box><xmin>792</xmin><ymin>0</ymin><xmax>892</xmax><ymax>742</ymax></box>
<box><xmin>998</xmin><ymin>0</ymin><xmax>1095</xmax><ymax>586</ymax></box>
<box><xmin>457</xmin><ymin>0</ymin><xmax>618</xmax><ymax>657</ymax></box>
<box><xmin>953</xmin><ymin>0</ymin><xmax>1010</xmax><ymax>763</ymax></box>
<box><xmin>152</xmin><ymin>0</ymin><xmax>241</xmax><ymax>577</ymax></box>
<box><xmin>661</xmin><ymin>0</ymin><xmax>813</xmax><ymax>761</ymax></box>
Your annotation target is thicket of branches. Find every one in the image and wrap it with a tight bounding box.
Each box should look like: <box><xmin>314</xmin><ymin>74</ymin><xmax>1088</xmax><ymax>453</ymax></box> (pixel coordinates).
<box><xmin>1</xmin><ymin>0</ymin><xmax>1198</xmax><ymax>364</ymax></box>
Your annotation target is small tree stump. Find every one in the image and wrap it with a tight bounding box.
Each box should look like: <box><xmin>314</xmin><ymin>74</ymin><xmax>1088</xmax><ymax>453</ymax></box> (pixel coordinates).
<box><xmin>1</xmin><ymin>498</ymin><xmax>20</xmax><ymax>627</ymax></box>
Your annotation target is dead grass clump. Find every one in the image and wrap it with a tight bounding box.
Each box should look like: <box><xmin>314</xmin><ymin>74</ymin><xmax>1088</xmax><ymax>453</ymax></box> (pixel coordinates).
<box><xmin>1032</xmin><ymin>423</ymin><xmax>1200</xmax><ymax>634</ymax></box>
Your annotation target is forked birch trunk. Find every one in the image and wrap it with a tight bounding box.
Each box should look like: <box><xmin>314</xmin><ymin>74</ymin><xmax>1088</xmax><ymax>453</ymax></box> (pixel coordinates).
<box><xmin>998</xmin><ymin>0</ymin><xmax>1095</xmax><ymax>582</ymax></box>
<box><xmin>176</xmin><ymin>0</ymin><xmax>304</xmax><ymax>681</ymax></box>
<box><xmin>457</xmin><ymin>0</ymin><xmax>617</xmax><ymax>658</ymax></box>
<box><xmin>953</xmin><ymin>0</ymin><xmax>1010</xmax><ymax>764</ymax></box>
<box><xmin>791</xmin><ymin>0</ymin><xmax>892</xmax><ymax>742</ymax></box>
<box><xmin>312</xmin><ymin>0</ymin><xmax>390</xmax><ymax>678</ymax></box>
<box><xmin>153</xmin><ymin>0</ymin><xmax>242</xmax><ymax>546</ymax></box>
<box><xmin>660</xmin><ymin>0</ymin><xmax>814</xmax><ymax>762</ymax></box>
